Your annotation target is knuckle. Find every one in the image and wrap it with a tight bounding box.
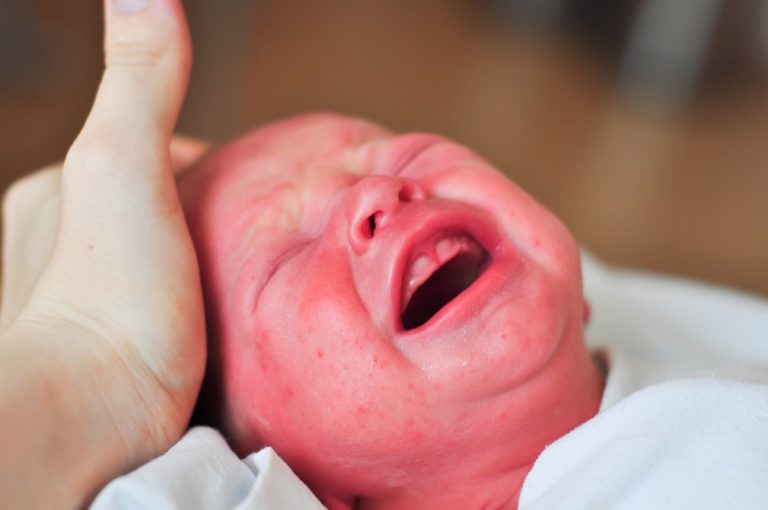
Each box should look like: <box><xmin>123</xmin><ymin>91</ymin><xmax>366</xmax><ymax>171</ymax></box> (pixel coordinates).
<box><xmin>65</xmin><ymin>129</ymin><xmax>161</xmax><ymax>191</ymax></box>
<box><xmin>106</xmin><ymin>40</ymin><xmax>166</xmax><ymax>69</ymax></box>
<box><xmin>66</xmin><ymin>124</ymin><xmax>133</xmax><ymax>175</ymax></box>
<box><xmin>65</xmin><ymin>138</ymin><xmax>114</xmax><ymax>174</ymax></box>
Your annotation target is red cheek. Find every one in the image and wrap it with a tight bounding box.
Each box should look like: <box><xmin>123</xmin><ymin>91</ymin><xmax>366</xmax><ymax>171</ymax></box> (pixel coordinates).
<box><xmin>252</xmin><ymin>332</ymin><xmax>272</xmax><ymax>373</ymax></box>
<box><xmin>352</xmin><ymin>403</ymin><xmax>373</xmax><ymax>431</ymax></box>
<box><xmin>371</xmin><ymin>354</ymin><xmax>389</xmax><ymax>369</ymax></box>
<box><xmin>402</xmin><ymin>419</ymin><xmax>427</xmax><ymax>442</ymax></box>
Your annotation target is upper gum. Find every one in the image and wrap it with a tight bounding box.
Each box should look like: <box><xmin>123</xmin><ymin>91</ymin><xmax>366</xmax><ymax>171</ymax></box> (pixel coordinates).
<box><xmin>400</xmin><ymin>231</ymin><xmax>482</xmax><ymax>312</ymax></box>
<box><xmin>435</xmin><ymin>237</ymin><xmax>456</xmax><ymax>260</ymax></box>
<box><xmin>408</xmin><ymin>255</ymin><xmax>434</xmax><ymax>283</ymax></box>
<box><xmin>407</xmin><ymin>234</ymin><xmax>472</xmax><ymax>280</ymax></box>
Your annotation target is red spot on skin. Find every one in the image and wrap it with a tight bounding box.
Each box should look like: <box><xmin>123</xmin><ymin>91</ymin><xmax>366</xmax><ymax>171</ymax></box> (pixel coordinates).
<box><xmin>355</xmin><ymin>405</ymin><xmax>370</xmax><ymax>429</ymax></box>
<box><xmin>254</xmin><ymin>333</ymin><xmax>272</xmax><ymax>373</ymax></box>
<box><xmin>284</xmin><ymin>386</ymin><xmax>295</xmax><ymax>398</ymax></box>
<box><xmin>316</xmin><ymin>350</ymin><xmax>325</xmax><ymax>359</ymax></box>
<box><xmin>411</xmin><ymin>430</ymin><xmax>426</xmax><ymax>441</ymax></box>
<box><xmin>371</xmin><ymin>354</ymin><xmax>388</xmax><ymax>369</ymax></box>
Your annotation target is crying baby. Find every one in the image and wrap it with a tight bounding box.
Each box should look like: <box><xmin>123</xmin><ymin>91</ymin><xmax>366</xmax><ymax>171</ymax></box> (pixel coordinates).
<box><xmin>177</xmin><ymin>113</ymin><xmax>604</xmax><ymax>509</ymax></box>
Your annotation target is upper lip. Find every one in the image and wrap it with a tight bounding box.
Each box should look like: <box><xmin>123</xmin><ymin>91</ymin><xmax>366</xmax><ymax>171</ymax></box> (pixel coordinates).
<box><xmin>384</xmin><ymin>201</ymin><xmax>508</xmax><ymax>334</ymax></box>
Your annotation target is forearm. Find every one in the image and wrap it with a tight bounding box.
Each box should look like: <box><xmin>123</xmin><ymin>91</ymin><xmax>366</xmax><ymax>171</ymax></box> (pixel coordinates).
<box><xmin>0</xmin><ymin>327</ymin><xmax>127</xmax><ymax>509</ymax></box>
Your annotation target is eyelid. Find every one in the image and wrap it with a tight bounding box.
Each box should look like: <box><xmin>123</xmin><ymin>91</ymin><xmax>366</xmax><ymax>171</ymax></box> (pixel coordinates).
<box><xmin>249</xmin><ymin>241</ymin><xmax>312</xmax><ymax>315</ymax></box>
<box><xmin>267</xmin><ymin>241</ymin><xmax>312</xmax><ymax>281</ymax></box>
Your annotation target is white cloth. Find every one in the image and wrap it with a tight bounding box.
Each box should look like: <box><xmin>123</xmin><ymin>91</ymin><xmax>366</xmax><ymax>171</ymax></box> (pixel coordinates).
<box><xmin>90</xmin><ymin>427</ymin><xmax>324</xmax><ymax>510</ymax></box>
<box><xmin>91</xmin><ymin>254</ymin><xmax>768</xmax><ymax>509</ymax></box>
<box><xmin>518</xmin><ymin>354</ymin><xmax>768</xmax><ymax>510</ymax></box>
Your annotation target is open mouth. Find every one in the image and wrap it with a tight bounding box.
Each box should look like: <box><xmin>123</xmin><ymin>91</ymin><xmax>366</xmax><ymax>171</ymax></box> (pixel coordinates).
<box><xmin>400</xmin><ymin>232</ymin><xmax>490</xmax><ymax>330</ymax></box>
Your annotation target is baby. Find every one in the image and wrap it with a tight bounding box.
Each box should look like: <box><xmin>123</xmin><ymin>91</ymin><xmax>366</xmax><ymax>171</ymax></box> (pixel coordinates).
<box><xmin>177</xmin><ymin>113</ymin><xmax>605</xmax><ymax>509</ymax></box>
<box><xmin>5</xmin><ymin>0</ymin><xmax>763</xmax><ymax>505</ymax></box>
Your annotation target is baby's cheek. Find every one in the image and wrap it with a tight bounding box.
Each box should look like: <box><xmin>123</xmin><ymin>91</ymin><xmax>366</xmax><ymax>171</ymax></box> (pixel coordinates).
<box><xmin>484</xmin><ymin>286</ymin><xmax>561</xmax><ymax>358</ymax></box>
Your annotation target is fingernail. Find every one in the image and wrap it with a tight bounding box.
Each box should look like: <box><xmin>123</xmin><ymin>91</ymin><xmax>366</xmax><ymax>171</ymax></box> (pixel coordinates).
<box><xmin>114</xmin><ymin>0</ymin><xmax>151</xmax><ymax>14</ymax></box>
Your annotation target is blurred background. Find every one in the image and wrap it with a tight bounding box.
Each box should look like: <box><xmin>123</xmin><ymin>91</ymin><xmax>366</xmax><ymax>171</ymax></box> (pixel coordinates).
<box><xmin>1</xmin><ymin>0</ymin><xmax>767</xmax><ymax>296</ymax></box>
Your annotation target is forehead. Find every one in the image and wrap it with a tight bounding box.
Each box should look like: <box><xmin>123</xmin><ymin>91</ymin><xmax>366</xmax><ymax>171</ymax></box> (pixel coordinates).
<box><xmin>202</xmin><ymin>113</ymin><xmax>391</xmax><ymax>192</ymax></box>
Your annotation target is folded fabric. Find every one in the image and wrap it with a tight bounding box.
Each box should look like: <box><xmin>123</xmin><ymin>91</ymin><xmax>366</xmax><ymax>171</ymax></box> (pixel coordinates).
<box><xmin>519</xmin><ymin>355</ymin><xmax>768</xmax><ymax>509</ymax></box>
<box><xmin>90</xmin><ymin>427</ymin><xmax>324</xmax><ymax>510</ymax></box>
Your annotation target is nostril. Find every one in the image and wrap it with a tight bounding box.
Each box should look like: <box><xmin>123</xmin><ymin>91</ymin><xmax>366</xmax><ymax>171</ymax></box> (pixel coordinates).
<box><xmin>350</xmin><ymin>178</ymin><xmax>425</xmax><ymax>253</ymax></box>
<box><xmin>360</xmin><ymin>212</ymin><xmax>381</xmax><ymax>240</ymax></box>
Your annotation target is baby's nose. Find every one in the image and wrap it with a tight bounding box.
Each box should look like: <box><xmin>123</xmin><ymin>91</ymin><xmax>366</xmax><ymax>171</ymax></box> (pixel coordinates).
<box><xmin>346</xmin><ymin>175</ymin><xmax>426</xmax><ymax>255</ymax></box>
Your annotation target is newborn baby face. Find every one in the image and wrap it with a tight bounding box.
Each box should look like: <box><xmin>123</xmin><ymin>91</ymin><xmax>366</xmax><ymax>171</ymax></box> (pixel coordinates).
<box><xmin>180</xmin><ymin>114</ymin><xmax>601</xmax><ymax>508</ymax></box>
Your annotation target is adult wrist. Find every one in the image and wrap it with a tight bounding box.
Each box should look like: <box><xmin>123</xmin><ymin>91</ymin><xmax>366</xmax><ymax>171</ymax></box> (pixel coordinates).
<box><xmin>0</xmin><ymin>322</ymin><xmax>132</xmax><ymax>508</ymax></box>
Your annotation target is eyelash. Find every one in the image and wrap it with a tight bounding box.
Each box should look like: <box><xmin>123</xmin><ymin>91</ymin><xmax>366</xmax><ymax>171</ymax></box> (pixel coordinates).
<box><xmin>250</xmin><ymin>241</ymin><xmax>311</xmax><ymax>314</ymax></box>
<box><xmin>268</xmin><ymin>242</ymin><xmax>312</xmax><ymax>281</ymax></box>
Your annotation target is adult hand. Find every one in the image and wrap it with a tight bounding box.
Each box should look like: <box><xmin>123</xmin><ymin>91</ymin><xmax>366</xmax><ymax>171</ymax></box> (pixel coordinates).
<box><xmin>0</xmin><ymin>1</ymin><xmax>207</xmax><ymax>508</ymax></box>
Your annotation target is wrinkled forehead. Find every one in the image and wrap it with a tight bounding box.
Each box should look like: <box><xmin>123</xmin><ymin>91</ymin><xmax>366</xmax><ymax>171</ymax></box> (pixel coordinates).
<box><xmin>181</xmin><ymin>113</ymin><xmax>392</xmax><ymax>204</ymax></box>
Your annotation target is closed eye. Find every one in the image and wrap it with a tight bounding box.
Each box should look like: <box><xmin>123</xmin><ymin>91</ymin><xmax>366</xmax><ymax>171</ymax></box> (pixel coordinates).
<box><xmin>267</xmin><ymin>241</ymin><xmax>312</xmax><ymax>282</ymax></box>
<box><xmin>249</xmin><ymin>241</ymin><xmax>312</xmax><ymax>314</ymax></box>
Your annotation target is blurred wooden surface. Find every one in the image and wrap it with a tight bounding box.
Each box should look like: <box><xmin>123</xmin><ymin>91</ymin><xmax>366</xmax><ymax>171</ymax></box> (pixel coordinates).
<box><xmin>1</xmin><ymin>0</ymin><xmax>766</xmax><ymax>296</ymax></box>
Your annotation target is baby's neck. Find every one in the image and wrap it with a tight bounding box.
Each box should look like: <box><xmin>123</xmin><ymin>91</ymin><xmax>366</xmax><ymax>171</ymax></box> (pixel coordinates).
<box><xmin>350</xmin><ymin>465</ymin><xmax>531</xmax><ymax>510</ymax></box>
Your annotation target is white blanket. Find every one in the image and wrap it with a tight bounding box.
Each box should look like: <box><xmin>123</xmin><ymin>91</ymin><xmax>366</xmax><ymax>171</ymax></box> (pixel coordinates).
<box><xmin>91</xmin><ymin>427</ymin><xmax>324</xmax><ymax>509</ymax></box>
<box><xmin>91</xmin><ymin>254</ymin><xmax>768</xmax><ymax>509</ymax></box>
<box><xmin>519</xmin><ymin>358</ymin><xmax>768</xmax><ymax>509</ymax></box>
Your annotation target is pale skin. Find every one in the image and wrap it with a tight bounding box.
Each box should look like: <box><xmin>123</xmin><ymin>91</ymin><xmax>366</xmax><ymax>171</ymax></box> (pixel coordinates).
<box><xmin>0</xmin><ymin>1</ymin><xmax>207</xmax><ymax>508</ymax></box>
<box><xmin>0</xmin><ymin>2</ymin><xmax>603</xmax><ymax>509</ymax></box>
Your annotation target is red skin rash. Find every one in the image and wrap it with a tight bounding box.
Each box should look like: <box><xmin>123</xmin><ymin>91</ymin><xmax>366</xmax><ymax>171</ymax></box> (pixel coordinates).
<box><xmin>179</xmin><ymin>113</ymin><xmax>604</xmax><ymax>510</ymax></box>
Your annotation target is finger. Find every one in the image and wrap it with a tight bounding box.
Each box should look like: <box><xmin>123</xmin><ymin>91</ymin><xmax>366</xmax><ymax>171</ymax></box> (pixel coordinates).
<box><xmin>1</xmin><ymin>167</ymin><xmax>62</xmax><ymax>330</ymax></box>
<box><xmin>63</xmin><ymin>0</ymin><xmax>192</xmax><ymax>212</ymax></box>
<box><xmin>170</xmin><ymin>135</ymin><xmax>210</xmax><ymax>173</ymax></box>
<box><xmin>94</xmin><ymin>0</ymin><xmax>190</xmax><ymax>142</ymax></box>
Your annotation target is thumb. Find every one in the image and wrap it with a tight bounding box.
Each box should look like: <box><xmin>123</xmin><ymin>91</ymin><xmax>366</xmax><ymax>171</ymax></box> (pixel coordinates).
<box><xmin>63</xmin><ymin>0</ymin><xmax>191</xmax><ymax>214</ymax></box>
<box><xmin>98</xmin><ymin>0</ymin><xmax>190</xmax><ymax>139</ymax></box>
